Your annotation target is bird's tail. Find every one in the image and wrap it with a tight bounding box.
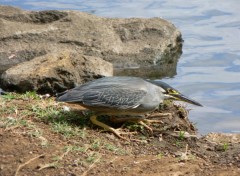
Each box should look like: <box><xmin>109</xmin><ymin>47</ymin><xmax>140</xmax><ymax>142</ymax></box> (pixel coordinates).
<box><xmin>55</xmin><ymin>90</ymin><xmax>69</xmax><ymax>98</ymax></box>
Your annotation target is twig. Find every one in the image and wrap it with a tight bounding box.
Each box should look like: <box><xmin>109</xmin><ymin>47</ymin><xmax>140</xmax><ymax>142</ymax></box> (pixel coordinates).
<box><xmin>37</xmin><ymin>162</ymin><xmax>57</xmax><ymax>171</ymax></box>
<box><xmin>38</xmin><ymin>147</ymin><xmax>71</xmax><ymax>171</ymax></box>
<box><xmin>185</xmin><ymin>143</ymin><xmax>189</xmax><ymax>154</ymax></box>
<box><xmin>81</xmin><ymin>155</ymin><xmax>102</xmax><ymax>176</ymax></box>
<box><xmin>133</xmin><ymin>158</ymin><xmax>160</xmax><ymax>164</ymax></box>
<box><xmin>15</xmin><ymin>154</ymin><xmax>45</xmax><ymax>176</ymax></box>
<box><xmin>58</xmin><ymin>147</ymin><xmax>71</xmax><ymax>160</ymax></box>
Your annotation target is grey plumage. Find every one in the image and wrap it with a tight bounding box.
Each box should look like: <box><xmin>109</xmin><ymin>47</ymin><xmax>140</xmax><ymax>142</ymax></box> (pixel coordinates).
<box><xmin>57</xmin><ymin>76</ymin><xmax>166</xmax><ymax>114</ymax></box>
<box><xmin>56</xmin><ymin>76</ymin><xmax>202</xmax><ymax>139</ymax></box>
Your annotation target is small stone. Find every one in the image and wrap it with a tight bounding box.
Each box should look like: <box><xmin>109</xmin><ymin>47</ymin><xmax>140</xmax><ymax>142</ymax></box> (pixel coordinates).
<box><xmin>63</xmin><ymin>106</ymin><xmax>70</xmax><ymax>112</ymax></box>
<box><xmin>59</xmin><ymin>171</ymin><xmax>65</xmax><ymax>176</ymax></box>
<box><xmin>0</xmin><ymin>164</ymin><xmax>4</xmax><ymax>170</ymax></box>
<box><xmin>0</xmin><ymin>122</ymin><xmax>5</xmax><ymax>128</ymax></box>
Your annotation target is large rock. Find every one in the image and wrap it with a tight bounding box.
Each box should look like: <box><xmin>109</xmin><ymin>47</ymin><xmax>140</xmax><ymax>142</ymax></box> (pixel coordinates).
<box><xmin>0</xmin><ymin>6</ymin><xmax>182</xmax><ymax>68</ymax></box>
<box><xmin>0</xmin><ymin>50</ymin><xmax>113</xmax><ymax>93</ymax></box>
<box><xmin>0</xmin><ymin>6</ymin><xmax>182</xmax><ymax>93</ymax></box>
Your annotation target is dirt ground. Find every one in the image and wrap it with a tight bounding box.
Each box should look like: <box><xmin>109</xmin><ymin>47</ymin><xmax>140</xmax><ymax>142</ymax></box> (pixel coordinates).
<box><xmin>0</xmin><ymin>93</ymin><xmax>240</xmax><ymax>176</ymax></box>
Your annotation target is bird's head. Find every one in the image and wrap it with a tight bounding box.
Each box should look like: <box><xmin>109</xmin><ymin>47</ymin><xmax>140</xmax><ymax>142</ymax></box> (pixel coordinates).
<box><xmin>149</xmin><ymin>80</ymin><xmax>203</xmax><ymax>106</ymax></box>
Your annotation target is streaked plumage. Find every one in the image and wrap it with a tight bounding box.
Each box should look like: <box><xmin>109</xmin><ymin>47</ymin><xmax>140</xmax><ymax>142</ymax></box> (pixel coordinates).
<box><xmin>57</xmin><ymin>76</ymin><xmax>202</xmax><ymax>139</ymax></box>
<box><xmin>57</xmin><ymin>76</ymin><xmax>168</xmax><ymax>114</ymax></box>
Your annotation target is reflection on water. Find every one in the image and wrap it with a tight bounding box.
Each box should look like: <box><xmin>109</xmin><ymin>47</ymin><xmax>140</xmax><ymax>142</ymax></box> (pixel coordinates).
<box><xmin>114</xmin><ymin>64</ymin><xmax>177</xmax><ymax>80</ymax></box>
<box><xmin>1</xmin><ymin>0</ymin><xmax>240</xmax><ymax>134</ymax></box>
<box><xmin>114</xmin><ymin>50</ymin><xmax>181</xmax><ymax>79</ymax></box>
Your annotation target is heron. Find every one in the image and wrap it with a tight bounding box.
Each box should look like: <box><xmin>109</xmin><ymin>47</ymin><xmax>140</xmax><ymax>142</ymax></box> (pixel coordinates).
<box><xmin>57</xmin><ymin>76</ymin><xmax>202</xmax><ymax>139</ymax></box>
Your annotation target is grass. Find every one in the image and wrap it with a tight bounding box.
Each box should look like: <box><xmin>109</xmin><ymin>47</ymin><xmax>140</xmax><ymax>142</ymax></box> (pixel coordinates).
<box><xmin>51</xmin><ymin>121</ymin><xmax>87</xmax><ymax>138</ymax></box>
<box><xmin>125</xmin><ymin>122</ymin><xmax>144</xmax><ymax>132</ymax></box>
<box><xmin>86</xmin><ymin>153</ymin><xmax>100</xmax><ymax>163</ymax></box>
<box><xmin>223</xmin><ymin>143</ymin><xmax>229</xmax><ymax>151</ymax></box>
<box><xmin>156</xmin><ymin>153</ymin><xmax>163</xmax><ymax>159</ymax></box>
<box><xmin>0</xmin><ymin>92</ymin><xmax>196</xmax><ymax>155</ymax></box>
<box><xmin>0</xmin><ymin>103</ymin><xmax>50</xmax><ymax>145</ymax></box>
<box><xmin>0</xmin><ymin>92</ymin><xmax>89</xmax><ymax>148</ymax></box>
<box><xmin>173</xmin><ymin>131</ymin><xmax>186</xmax><ymax>147</ymax></box>
<box><xmin>0</xmin><ymin>91</ymin><xmax>129</xmax><ymax>165</ymax></box>
<box><xmin>91</xmin><ymin>140</ymin><xmax>101</xmax><ymax>150</ymax></box>
<box><xmin>1</xmin><ymin>91</ymin><xmax>40</xmax><ymax>100</ymax></box>
<box><xmin>178</xmin><ymin>131</ymin><xmax>185</xmax><ymax>140</ymax></box>
<box><xmin>1</xmin><ymin>91</ymin><xmax>90</xmax><ymax>135</ymax></box>
<box><xmin>2</xmin><ymin>91</ymin><xmax>238</xmax><ymax>175</ymax></box>
<box><xmin>0</xmin><ymin>91</ymin><xmax>189</xmax><ymax>155</ymax></box>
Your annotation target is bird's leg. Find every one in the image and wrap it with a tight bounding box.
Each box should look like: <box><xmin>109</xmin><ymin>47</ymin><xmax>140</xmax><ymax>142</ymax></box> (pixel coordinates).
<box><xmin>90</xmin><ymin>115</ymin><xmax>132</xmax><ymax>140</ymax></box>
<box><xmin>142</xmin><ymin>119</ymin><xmax>164</xmax><ymax>124</ymax></box>
<box><xmin>109</xmin><ymin>116</ymin><xmax>143</xmax><ymax>123</ymax></box>
<box><xmin>143</xmin><ymin>112</ymin><xmax>172</xmax><ymax>124</ymax></box>
<box><xmin>147</xmin><ymin>112</ymin><xmax>172</xmax><ymax>119</ymax></box>
<box><xmin>136</xmin><ymin>120</ymin><xmax>153</xmax><ymax>135</ymax></box>
<box><xmin>109</xmin><ymin>116</ymin><xmax>154</xmax><ymax>135</ymax></box>
<box><xmin>135</xmin><ymin>113</ymin><xmax>173</xmax><ymax>134</ymax></box>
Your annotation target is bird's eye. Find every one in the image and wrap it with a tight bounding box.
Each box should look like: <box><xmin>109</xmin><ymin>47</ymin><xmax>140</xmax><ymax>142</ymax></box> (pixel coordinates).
<box><xmin>167</xmin><ymin>88</ymin><xmax>178</xmax><ymax>94</ymax></box>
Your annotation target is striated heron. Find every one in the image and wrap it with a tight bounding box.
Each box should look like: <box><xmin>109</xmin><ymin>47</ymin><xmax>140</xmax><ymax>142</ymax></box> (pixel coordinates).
<box><xmin>57</xmin><ymin>76</ymin><xmax>202</xmax><ymax>139</ymax></box>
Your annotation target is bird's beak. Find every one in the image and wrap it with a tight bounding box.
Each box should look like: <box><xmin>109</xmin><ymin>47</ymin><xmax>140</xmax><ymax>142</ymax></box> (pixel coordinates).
<box><xmin>169</xmin><ymin>93</ymin><xmax>203</xmax><ymax>107</ymax></box>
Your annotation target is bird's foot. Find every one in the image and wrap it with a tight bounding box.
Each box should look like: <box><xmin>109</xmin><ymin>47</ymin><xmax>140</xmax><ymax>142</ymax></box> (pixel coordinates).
<box><xmin>143</xmin><ymin>119</ymin><xmax>164</xmax><ymax>124</ymax></box>
<box><xmin>136</xmin><ymin>115</ymin><xmax>171</xmax><ymax>136</ymax></box>
<box><xmin>137</xmin><ymin>120</ymin><xmax>154</xmax><ymax>136</ymax></box>
<box><xmin>107</xmin><ymin>127</ymin><xmax>138</xmax><ymax>140</ymax></box>
<box><xmin>90</xmin><ymin>115</ymin><xmax>137</xmax><ymax>141</ymax></box>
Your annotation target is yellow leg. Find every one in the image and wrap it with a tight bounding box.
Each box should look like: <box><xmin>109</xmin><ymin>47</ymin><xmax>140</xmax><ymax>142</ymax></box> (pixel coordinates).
<box><xmin>90</xmin><ymin>114</ymin><xmax>169</xmax><ymax>139</ymax></box>
<box><xmin>109</xmin><ymin>116</ymin><xmax>143</xmax><ymax>123</ymax></box>
<box><xmin>137</xmin><ymin>120</ymin><xmax>153</xmax><ymax>135</ymax></box>
<box><xmin>90</xmin><ymin>115</ymin><xmax>128</xmax><ymax>140</ymax></box>
<box><xmin>142</xmin><ymin>112</ymin><xmax>172</xmax><ymax>125</ymax></box>
<box><xmin>147</xmin><ymin>113</ymin><xmax>172</xmax><ymax>119</ymax></box>
<box><xmin>109</xmin><ymin>116</ymin><xmax>162</xmax><ymax>136</ymax></box>
<box><xmin>143</xmin><ymin>119</ymin><xmax>164</xmax><ymax>124</ymax></box>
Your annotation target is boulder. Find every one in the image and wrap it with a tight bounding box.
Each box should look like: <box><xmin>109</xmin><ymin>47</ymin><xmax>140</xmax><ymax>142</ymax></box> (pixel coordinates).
<box><xmin>0</xmin><ymin>6</ymin><xmax>182</xmax><ymax>68</ymax></box>
<box><xmin>0</xmin><ymin>50</ymin><xmax>113</xmax><ymax>93</ymax></box>
<box><xmin>0</xmin><ymin>6</ymin><xmax>183</xmax><ymax>93</ymax></box>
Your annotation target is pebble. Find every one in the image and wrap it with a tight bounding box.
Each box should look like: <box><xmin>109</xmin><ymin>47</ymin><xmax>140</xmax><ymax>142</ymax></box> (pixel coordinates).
<box><xmin>0</xmin><ymin>122</ymin><xmax>5</xmax><ymax>128</ymax></box>
<box><xmin>0</xmin><ymin>164</ymin><xmax>4</xmax><ymax>170</ymax></box>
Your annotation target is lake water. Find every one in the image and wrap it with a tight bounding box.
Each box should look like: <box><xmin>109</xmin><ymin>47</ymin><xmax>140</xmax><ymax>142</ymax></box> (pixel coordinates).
<box><xmin>1</xmin><ymin>0</ymin><xmax>240</xmax><ymax>134</ymax></box>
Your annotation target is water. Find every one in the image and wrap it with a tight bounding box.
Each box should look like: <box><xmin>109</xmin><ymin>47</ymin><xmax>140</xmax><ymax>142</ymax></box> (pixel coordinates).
<box><xmin>1</xmin><ymin>0</ymin><xmax>240</xmax><ymax>134</ymax></box>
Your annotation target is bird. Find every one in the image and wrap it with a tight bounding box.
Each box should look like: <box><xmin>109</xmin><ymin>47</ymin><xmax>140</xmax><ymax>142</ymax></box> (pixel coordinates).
<box><xmin>56</xmin><ymin>76</ymin><xmax>202</xmax><ymax>139</ymax></box>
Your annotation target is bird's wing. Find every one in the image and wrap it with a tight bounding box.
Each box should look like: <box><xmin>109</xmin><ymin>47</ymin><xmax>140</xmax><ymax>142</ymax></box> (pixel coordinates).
<box><xmin>57</xmin><ymin>77</ymin><xmax>149</xmax><ymax>109</ymax></box>
<box><xmin>82</xmin><ymin>87</ymin><xmax>147</xmax><ymax>109</ymax></box>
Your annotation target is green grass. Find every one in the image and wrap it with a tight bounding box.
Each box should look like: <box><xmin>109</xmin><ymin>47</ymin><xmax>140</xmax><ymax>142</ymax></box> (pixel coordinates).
<box><xmin>86</xmin><ymin>153</ymin><xmax>100</xmax><ymax>163</ymax></box>
<box><xmin>0</xmin><ymin>116</ymin><xmax>28</xmax><ymax>128</ymax></box>
<box><xmin>51</xmin><ymin>121</ymin><xmax>86</xmax><ymax>138</ymax></box>
<box><xmin>105</xmin><ymin>143</ymin><xmax>127</xmax><ymax>155</ymax></box>
<box><xmin>91</xmin><ymin>140</ymin><xmax>101</xmax><ymax>150</ymax></box>
<box><xmin>223</xmin><ymin>143</ymin><xmax>229</xmax><ymax>151</ymax></box>
<box><xmin>125</xmin><ymin>122</ymin><xmax>144</xmax><ymax>132</ymax></box>
<box><xmin>0</xmin><ymin>92</ymin><xmax>129</xmax><ymax>157</ymax></box>
<box><xmin>0</xmin><ymin>91</ymin><xmax>89</xmax><ymax>140</ymax></box>
<box><xmin>1</xmin><ymin>91</ymin><xmax>40</xmax><ymax>100</ymax></box>
<box><xmin>178</xmin><ymin>131</ymin><xmax>185</xmax><ymax>141</ymax></box>
<box><xmin>1</xmin><ymin>93</ymin><xmax>17</xmax><ymax>100</ymax></box>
